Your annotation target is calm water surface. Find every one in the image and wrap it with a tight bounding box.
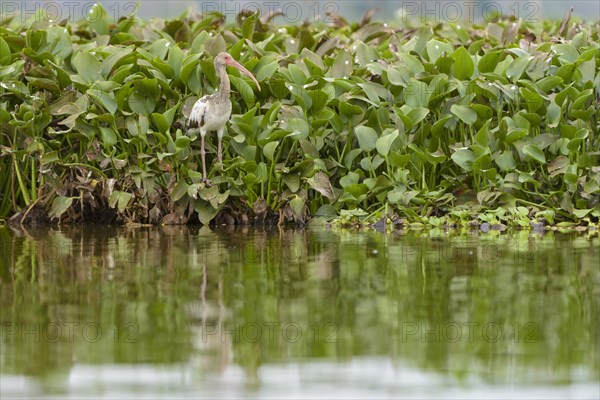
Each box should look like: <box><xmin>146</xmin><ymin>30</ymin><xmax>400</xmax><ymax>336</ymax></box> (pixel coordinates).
<box><xmin>1</xmin><ymin>225</ymin><xmax>598</xmax><ymax>399</ymax></box>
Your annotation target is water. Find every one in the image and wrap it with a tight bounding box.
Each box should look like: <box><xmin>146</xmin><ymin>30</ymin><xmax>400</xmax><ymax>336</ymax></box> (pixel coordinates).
<box><xmin>1</xmin><ymin>225</ymin><xmax>598</xmax><ymax>399</ymax></box>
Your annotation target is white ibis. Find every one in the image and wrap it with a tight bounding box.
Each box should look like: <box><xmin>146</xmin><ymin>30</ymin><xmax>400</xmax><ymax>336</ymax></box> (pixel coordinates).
<box><xmin>187</xmin><ymin>52</ymin><xmax>261</xmax><ymax>183</ymax></box>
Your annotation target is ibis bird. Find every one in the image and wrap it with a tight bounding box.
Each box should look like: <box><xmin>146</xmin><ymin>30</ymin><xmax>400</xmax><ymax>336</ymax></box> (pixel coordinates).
<box><xmin>187</xmin><ymin>52</ymin><xmax>261</xmax><ymax>183</ymax></box>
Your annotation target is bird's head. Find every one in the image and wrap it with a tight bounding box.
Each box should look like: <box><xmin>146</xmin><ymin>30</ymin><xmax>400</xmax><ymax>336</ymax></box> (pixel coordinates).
<box><xmin>216</xmin><ymin>52</ymin><xmax>261</xmax><ymax>91</ymax></box>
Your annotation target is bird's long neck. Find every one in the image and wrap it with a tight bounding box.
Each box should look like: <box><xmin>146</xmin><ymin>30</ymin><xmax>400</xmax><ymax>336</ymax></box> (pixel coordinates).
<box><xmin>217</xmin><ymin>62</ymin><xmax>230</xmax><ymax>100</ymax></box>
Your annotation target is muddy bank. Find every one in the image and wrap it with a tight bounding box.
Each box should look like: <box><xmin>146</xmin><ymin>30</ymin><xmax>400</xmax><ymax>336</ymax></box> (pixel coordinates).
<box><xmin>7</xmin><ymin>201</ymin><xmax>286</xmax><ymax>228</ymax></box>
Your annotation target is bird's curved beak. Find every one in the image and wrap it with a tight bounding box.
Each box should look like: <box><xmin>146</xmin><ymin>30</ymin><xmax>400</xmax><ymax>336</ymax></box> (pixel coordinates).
<box><xmin>227</xmin><ymin>59</ymin><xmax>261</xmax><ymax>91</ymax></box>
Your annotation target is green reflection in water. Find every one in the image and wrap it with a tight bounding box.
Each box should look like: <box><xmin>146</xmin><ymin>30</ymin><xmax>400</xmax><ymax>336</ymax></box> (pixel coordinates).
<box><xmin>0</xmin><ymin>226</ymin><xmax>598</xmax><ymax>395</ymax></box>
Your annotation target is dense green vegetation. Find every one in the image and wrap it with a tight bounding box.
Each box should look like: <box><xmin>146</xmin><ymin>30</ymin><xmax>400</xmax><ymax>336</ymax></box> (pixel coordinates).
<box><xmin>1</xmin><ymin>7</ymin><xmax>599</xmax><ymax>228</ymax></box>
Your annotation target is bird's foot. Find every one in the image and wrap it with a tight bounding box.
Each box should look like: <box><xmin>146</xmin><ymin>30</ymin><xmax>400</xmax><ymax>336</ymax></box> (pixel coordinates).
<box><xmin>202</xmin><ymin>178</ymin><xmax>212</xmax><ymax>187</ymax></box>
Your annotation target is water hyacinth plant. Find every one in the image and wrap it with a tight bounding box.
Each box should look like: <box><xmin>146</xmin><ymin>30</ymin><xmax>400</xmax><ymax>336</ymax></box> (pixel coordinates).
<box><xmin>0</xmin><ymin>6</ymin><xmax>599</xmax><ymax>229</ymax></box>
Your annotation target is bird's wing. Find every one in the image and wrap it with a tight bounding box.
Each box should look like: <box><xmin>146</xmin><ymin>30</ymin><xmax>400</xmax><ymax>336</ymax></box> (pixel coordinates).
<box><xmin>187</xmin><ymin>96</ymin><xmax>209</xmax><ymax>129</ymax></box>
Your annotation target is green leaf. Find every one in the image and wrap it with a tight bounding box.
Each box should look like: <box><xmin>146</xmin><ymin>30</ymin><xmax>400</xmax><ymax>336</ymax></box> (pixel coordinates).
<box><xmin>101</xmin><ymin>46</ymin><xmax>135</xmax><ymax>78</ymax></box>
<box><xmin>152</xmin><ymin>113</ymin><xmax>169</xmax><ymax>134</ymax></box>
<box><xmin>552</xmin><ymin>44</ymin><xmax>579</xmax><ymax>64</ymax></box>
<box><xmin>26</xmin><ymin>77</ymin><xmax>60</xmax><ymax>93</ymax></box>
<box><xmin>99</xmin><ymin>127</ymin><xmax>117</xmax><ymax>147</ymax></box>
<box><xmin>556</xmin><ymin>63</ymin><xmax>576</xmax><ymax>83</ymax></box>
<box><xmin>387</xmin><ymin>67</ymin><xmax>410</xmax><ymax>86</ymax></box>
<box><xmin>495</xmin><ymin>151</ymin><xmax>515</xmax><ymax>171</ymax></box>
<box><xmin>355</xmin><ymin>126</ymin><xmax>378</xmax><ymax>152</ymax></box>
<box><xmin>307</xmin><ymin>172</ymin><xmax>335</xmax><ymax>200</ymax></box>
<box><xmin>198</xmin><ymin>186</ymin><xmax>219</xmax><ymax>202</ymax></box>
<box><xmin>255</xmin><ymin>56</ymin><xmax>279</xmax><ymax>82</ymax></box>
<box><xmin>405</xmin><ymin>78</ymin><xmax>429</xmax><ymax>108</ymax></box>
<box><xmin>478</xmin><ymin>50</ymin><xmax>502</xmax><ymax>73</ymax></box>
<box><xmin>547</xmin><ymin>101</ymin><xmax>561</xmax><ymax>128</ymax></box>
<box><xmin>330</xmin><ymin>50</ymin><xmax>352</xmax><ymax>78</ymax></box>
<box><xmin>472</xmin><ymin>154</ymin><xmax>491</xmax><ymax>172</ymax></box>
<box><xmin>129</xmin><ymin>78</ymin><xmax>159</xmax><ymax>115</ymax></box>
<box><xmin>41</xmin><ymin>151</ymin><xmax>59</xmax><ymax>164</ymax></box>
<box><xmin>287</xmin><ymin>118</ymin><xmax>309</xmax><ymax>140</ymax></box>
<box><xmin>451</xmin><ymin>105</ymin><xmax>477</xmax><ymax>125</ymax></box>
<box><xmin>427</xmin><ymin>39</ymin><xmax>453</xmax><ymax>63</ymax></box>
<box><xmin>572</xmin><ymin>209</ymin><xmax>592</xmax><ymax>219</ymax></box>
<box><xmin>230</xmin><ymin>75</ymin><xmax>257</xmax><ymax>108</ymax></box>
<box><xmin>167</xmin><ymin>45</ymin><xmax>185</xmax><ymax>80</ymax></box>
<box><xmin>49</xmin><ymin>196</ymin><xmax>73</xmax><ymax>219</ymax></box>
<box><xmin>505</xmin><ymin>128</ymin><xmax>528</xmax><ymax>144</ymax></box>
<box><xmin>452</xmin><ymin>47</ymin><xmax>474</xmax><ymax>80</ymax></box>
<box><xmin>87</xmin><ymin>89</ymin><xmax>117</xmax><ymax>114</ymax></box>
<box><xmin>205</xmin><ymin>34</ymin><xmax>227</xmax><ymax>57</ymax></box>
<box><xmin>572</xmin><ymin>89</ymin><xmax>593</xmax><ymax>110</ymax></box>
<box><xmin>175</xmin><ymin>136</ymin><xmax>191</xmax><ymax>148</ymax></box>
<box><xmin>87</xmin><ymin>3</ymin><xmax>110</xmax><ymax>35</ymax></box>
<box><xmin>475</xmin><ymin>121</ymin><xmax>490</xmax><ymax>147</ymax></box>
<box><xmin>520</xmin><ymin>88</ymin><xmax>544</xmax><ymax>112</ymax></box>
<box><xmin>287</xmin><ymin>63</ymin><xmax>307</xmax><ymax>84</ymax></box>
<box><xmin>263</xmin><ymin>141</ymin><xmax>279</xmax><ymax>161</ymax></box>
<box><xmin>522</xmin><ymin>144</ymin><xmax>546</xmax><ymax>164</ymax></box>
<box><xmin>376</xmin><ymin>131</ymin><xmax>399</xmax><ymax>157</ymax></box>
<box><xmin>355</xmin><ymin>41</ymin><xmax>378</xmax><ymax>67</ymax></box>
<box><xmin>0</xmin><ymin>37</ymin><xmax>12</xmax><ymax>65</ymax></box>
<box><xmin>338</xmin><ymin>101</ymin><xmax>363</xmax><ymax>117</ymax></box>
<box><xmin>451</xmin><ymin>148</ymin><xmax>476</xmax><ymax>171</ymax></box>
<box><xmin>526</xmin><ymin>53</ymin><xmax>550</xmax><ymax>81</ymax></box>
<box><xmin>232</xmin><ymin>142</ymin><xmax>256</xmax><ymax>161</ymax></box>
<box><xmin>407</xmin><ymin>108</ymin><xmax>429</xmax><ymax>126</ymax></box>
<box><xmin>170</xmin><ymin>180</ymin><xmax>189</xmax><ymax>202</ymax></box>
<box><xmin>109</xmin><ymin>191</ymin><xmax>133</xmax><ymax>212</ymax></box>
<box><xmin>194</xmin><ymin>199</ymin><xmax>219</xmax><ymax>226</ymax></box>
<box><xmin>190</xmin><ymin>31</ymin><xmax>211</xmax><ymax>54</ymax></box>
<box><xmin>506</xmin><ymin>55</ymin><xmax>530</xmax><ymax>81</ymax></box>
<box><xmin>536</xmin><ymin>76</ymin><xmax>563</xmax><ymax>93</ymax></box>
<box><xmin>289</xmin><ymin>196</ymin><xmax>306</xmax><ymax>220</ymax></box>
<box><xmin>241</xmin><ymin>12</ymin><xmax>258</xmax><ymax>39</ymax></box>
<box><xmin>283</xmin><ymin>173</ymin><xmax>300</xmax><ymax>192</ymax></box>
<box><xmin>399</xmin><ymin>53</ymin><xmax>425</xmax><ymax>74</ymax></box>
<box><xmin>71</xmin><ymin>51</ymin><xmax>102</xmax><ymax>83</ymax></box>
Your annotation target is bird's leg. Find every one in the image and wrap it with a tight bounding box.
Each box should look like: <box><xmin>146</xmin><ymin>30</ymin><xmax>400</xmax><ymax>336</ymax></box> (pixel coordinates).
<box><xmin>218</xmin><ymin>139</ymin><xmax>222</xmax><ymax>168</ymax></box>
<box><xmin>217</xmin><ymin>128</ymin><xmax>225</xmax><ymax>169</ymax></box>
<box><xmin>200</xmin><ymin>132</ymin><xmax>210</xmax><ymax>185</ymax></box>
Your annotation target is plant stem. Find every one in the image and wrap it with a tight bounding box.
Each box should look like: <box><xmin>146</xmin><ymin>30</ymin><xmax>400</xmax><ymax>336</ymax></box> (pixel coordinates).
<box><xmin>30</xmin><ymin>157</ymin><xmax>37</xmax><ymax>202</ymax></box>
<box><xmin>13</xmin><ymin>155</ymin><xmax>31</xmax><ymax>206</ymax></box>
<box><xmin>60</xmin><ymin>163</ymin><xmax>108</xmax><ymax>178</ymax></box>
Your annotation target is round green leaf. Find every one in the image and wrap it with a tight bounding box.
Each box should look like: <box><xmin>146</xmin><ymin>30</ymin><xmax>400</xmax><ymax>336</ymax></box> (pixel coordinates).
<box><xmin>376</xmin><ymin>131</ymin><xmax>399</xmax><ymax>157</ymax></box>
<box><xmin>49</xmin><ymin>196</ymin><xmax>74</xmax><ymax>219</ymax></box>
<box><xmin>263</xmin><ymin>141</ymin><xmax>279</xmax><ymax>161</ymax></box>
<box><xmin>523</xmin><ymin>144</ymin><xmax>546</xmax><ymax>164</ymax></box>
<box><xmin>355</xmin><ymin>126</ymin><xmax>378</xmax><ymax>152</ymax></box>
<box><xmin>452</xmin><ymin>47</ymin><xmax>474</xmax><ymax>80</ymax></box>
<box><xmin>71</xmin><ymin>51</ymin><xmax>102</xmax><ymax>83</ymax></box>
<box><xmin>450</xmin><ymin>105</ymin><xmax>477</xmax><ymax>125</ymax></box>
<box><xmin>451</xmin><ymin>148</ymin><xmax>476</xmax><ymax>171</ymax></box>
<box><xmin>495</xmin><ymin>150</ymin><xmax>516</xmax><ymax>171</ymax></box>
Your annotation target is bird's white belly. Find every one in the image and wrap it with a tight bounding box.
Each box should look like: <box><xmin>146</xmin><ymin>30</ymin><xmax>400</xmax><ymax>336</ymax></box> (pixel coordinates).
<box><xmin>202</xmin><ymin>104</ymin><xmax>231</xmax><ymax>131</ymax></box>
